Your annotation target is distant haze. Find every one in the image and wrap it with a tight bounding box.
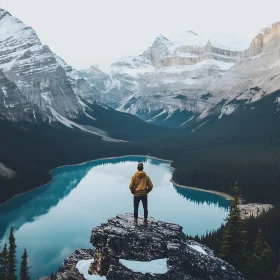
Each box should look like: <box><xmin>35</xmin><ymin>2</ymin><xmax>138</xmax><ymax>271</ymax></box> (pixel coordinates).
<box><xmin>1</xmin><ymin>0</ymin><xmax>280</xmax><ymax>71</ymax></box>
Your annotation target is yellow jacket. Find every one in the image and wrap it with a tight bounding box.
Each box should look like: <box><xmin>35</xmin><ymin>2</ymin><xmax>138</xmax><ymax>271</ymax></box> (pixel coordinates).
<box><xmin>129</xmin><ymin>171</ymin><xmax>153</xmax><ymax>196</ymax></box>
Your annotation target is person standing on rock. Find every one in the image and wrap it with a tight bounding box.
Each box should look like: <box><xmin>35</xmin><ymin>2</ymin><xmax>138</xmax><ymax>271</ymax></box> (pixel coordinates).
<box><xmin>129</xmin><ymin>162</ymin><xmax>153</xmax><ymax>226</ymax></box>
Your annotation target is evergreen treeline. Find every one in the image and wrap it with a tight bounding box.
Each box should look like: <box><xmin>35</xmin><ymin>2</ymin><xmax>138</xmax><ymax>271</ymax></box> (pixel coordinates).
<box><xmin>0</xmin><ymin>227</ymin><xmax>31</xmax><ymax>280</ymax></box>
<box><xmin>0</xmin><ymin>120</ymin><xmax>155</xmax><ymax>204</ymax></box>
<box><xmin>218</xmin><ymin>183</ymin><xmax>247</xmax><ymax>271</ymax></box>
<box><xmin>189</xmin><ymin>184</ymin><xmax>277</xmax><ymax>280</ymax></box>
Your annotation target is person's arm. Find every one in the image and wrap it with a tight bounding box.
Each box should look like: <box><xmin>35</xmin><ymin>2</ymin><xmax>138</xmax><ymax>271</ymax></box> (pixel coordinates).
<box><xmin>147</xmin><ymin>176</ymin><xmax>153</xmax><ymax>193</ymax></box>
<box><xmin>129</xmin><ymin>175</ymin><xmax>136</xmax><ymax>194</ymax></box>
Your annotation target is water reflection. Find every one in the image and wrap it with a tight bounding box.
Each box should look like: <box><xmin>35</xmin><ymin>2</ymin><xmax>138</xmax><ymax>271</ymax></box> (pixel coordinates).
<box><xmin>0</xmin><ymin>156</ymin><xmax>229</xmax><ymax>279</ymax></box>
<box><xmin>0</xmin><ymin>156</ymin><xmax>155</xmax><ymax>240</ymax></box>
<box><xmin>0</xmin><ymin>163</ymin><xmax>92</xmax><ymax>240</ymax></box>
<box><xmin>173</xmin><ymin>185</ymin><xmax>230</xmax><ymax>209</ymax></box>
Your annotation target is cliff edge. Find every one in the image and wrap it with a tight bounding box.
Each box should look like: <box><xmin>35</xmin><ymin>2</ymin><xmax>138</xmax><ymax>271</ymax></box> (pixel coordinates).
<box><xmin>54</xmin><ymin>214</ymin><xmax>244</xmax><ymax>280</ymax></box>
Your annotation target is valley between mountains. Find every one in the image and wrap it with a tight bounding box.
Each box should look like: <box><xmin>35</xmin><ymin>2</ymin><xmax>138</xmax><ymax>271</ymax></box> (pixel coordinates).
<box><xmin>1</xmin><ymin>6</ymin><xmax>280</xmax><ymax>279</ymax></box>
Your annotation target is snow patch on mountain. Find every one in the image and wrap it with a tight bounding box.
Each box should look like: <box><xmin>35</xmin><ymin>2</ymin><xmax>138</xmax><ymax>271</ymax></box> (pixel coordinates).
<box><xmin>167</xmin><ymin>30</ymin><xmax>247</xmax><ymax>53</ymax></box>
<box><xmin>49</xmin><ymin>106</ymin><xmax>122</xmax><ymax>142</ymax></box>
<box><xmin>0</xmin><ymin>162</ymin><xmax>16</xmax><ymax>179</ymax></box>
<box><xmin>168</xmin><ymin>30</ymin><xmax>207</xmax><ymax>52</ymax></box>
<box><xmin>158</xmin><ymin>59</ymin><xmax>235</xmax><ymax>73</ymax></box>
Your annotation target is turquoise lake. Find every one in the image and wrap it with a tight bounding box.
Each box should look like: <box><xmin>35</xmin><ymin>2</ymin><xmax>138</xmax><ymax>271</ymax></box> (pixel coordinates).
<box><xmin>0</xmin><ymin>156</ymin><xmax>230</xmax><ymax>279</ymax></box>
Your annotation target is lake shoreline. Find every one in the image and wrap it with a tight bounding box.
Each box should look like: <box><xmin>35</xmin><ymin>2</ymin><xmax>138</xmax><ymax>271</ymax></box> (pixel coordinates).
<box><xmin>0</xmin><ymin>154</ymin><xmax>233</xmax><ymax>279</ymax></box>
<box><xmin>0</xmin><ymin>153</ymin><xmax>273</xmax><ymax>220</ymax></box>
<box><xmin>170</xmin><ymin>179</ymin><xmax>233</xmax><ymax>201</ymax></box>
<box><xmin>170</xmin><ymin>179</ymin><xmax>274</xmax><ymax>218</ymax></box>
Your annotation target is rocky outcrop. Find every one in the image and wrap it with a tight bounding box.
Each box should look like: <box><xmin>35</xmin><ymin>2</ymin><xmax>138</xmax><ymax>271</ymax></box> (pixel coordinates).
<box><xmin>244</xmin><ymin>22</ymin><xmax>280</xmax><ymax>57</ymax></box>
<box><xmin>54</xmin><ymin>214</ymin><xmax>244</xmax><ymax>280</ymax></box>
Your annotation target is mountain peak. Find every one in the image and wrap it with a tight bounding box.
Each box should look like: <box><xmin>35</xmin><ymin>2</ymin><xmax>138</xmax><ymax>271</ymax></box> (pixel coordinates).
<box><xmin>0</xmin><ymin>7</ymin><xmax>84</xmax><ymax>122</ymax></box>
<box><xmin>0</xmin><ymin>8</ymin><xmax>10</xmax><ymax>17</ymax></box>
<box><xmin>249</xmin><ymin>21</ymin><xmax>280</xmax><ymax>55</ymax></box>
<box><xmin>154</xmin><ymin>33</ymin><xmax>170</xmax><ymax>44</ymax></box>
<box><xmin>258</xmin><ymin>21</ymin><xmax>280</xmax><ymax>36</ymax></box>
<box><xmin>156</xmin><ymin>33</ymin><xmax>167</xmax><ymax>39</ymax></box>
<box><xmin>0</xmin><ymin>7</ymin><xmax>40</xmax><ymax>45</ymax></box>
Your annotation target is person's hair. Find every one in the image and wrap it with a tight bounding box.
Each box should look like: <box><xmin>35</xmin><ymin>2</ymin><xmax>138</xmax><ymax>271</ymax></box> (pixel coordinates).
<box><xmin>137</xmin><ymin>162</ymin><xmax>144</xmax><ymax>171</ymax></box>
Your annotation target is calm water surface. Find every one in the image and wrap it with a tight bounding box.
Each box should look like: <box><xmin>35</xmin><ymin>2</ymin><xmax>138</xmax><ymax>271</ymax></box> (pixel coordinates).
<box><xmin>0</xmin><ymin>156</ymin><xmax>230</xmax><ymax>279</ymax></box>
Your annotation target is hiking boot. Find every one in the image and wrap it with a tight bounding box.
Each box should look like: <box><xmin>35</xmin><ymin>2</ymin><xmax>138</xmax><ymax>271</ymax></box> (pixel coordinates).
<box><xmin>133</xmin><ymin>218</ymin><xmax>138</xmax><ymax>225</ymax></box>
<box><xmin>143</xmin><ymin>219</ymin><xmax>148</xmax><ymax>226</ymax></box>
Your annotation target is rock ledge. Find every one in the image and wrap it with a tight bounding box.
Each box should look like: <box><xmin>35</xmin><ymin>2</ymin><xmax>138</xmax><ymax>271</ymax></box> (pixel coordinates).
<box><xmin>54</xmin><ymin>214</ymin><xmax>244</xmax><ymax>280</ymax></box>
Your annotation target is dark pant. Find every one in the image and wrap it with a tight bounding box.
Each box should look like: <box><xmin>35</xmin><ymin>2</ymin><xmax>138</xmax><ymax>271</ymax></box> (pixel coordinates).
<box><xmin>134</xmin><ymin>196</ymin><xmax>148</xmax><ymax>219</ymax></box>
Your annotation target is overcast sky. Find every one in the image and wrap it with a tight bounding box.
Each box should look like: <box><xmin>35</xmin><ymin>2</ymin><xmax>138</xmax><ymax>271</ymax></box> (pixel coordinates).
<box><xmin>1</xmin><ymin>0</ymin><xmax>280</xmax><ymax>70</ymax></box>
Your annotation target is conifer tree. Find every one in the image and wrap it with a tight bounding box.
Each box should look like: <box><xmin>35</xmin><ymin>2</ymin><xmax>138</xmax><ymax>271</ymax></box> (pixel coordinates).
<box><xmin>274</xmin><ymin>264</ymin><xmax>280</xmax><ymax>280</ymax></box>
<box><xmin>219</xmin><ymin>182</ymin><xmax>247</xmax><ymax>271</ymax></box>
<box><xmin>8</xmin><ymin>227</ymin><xmax>17</xmax><ymax>280</ymax></box>
<box><xmin>0</xmin><ymin>243</ymin><xmax>9</xmax><ymax>279</ymax></box>
<box><xmin>20</xmin><ymin>249</ymin><xmax>30</xmax><ymax>280</ymax></box>
<box><xmin>250</xmin><ymin>229</ymin><xmax>273</xmax><ymax>280</ymax></box>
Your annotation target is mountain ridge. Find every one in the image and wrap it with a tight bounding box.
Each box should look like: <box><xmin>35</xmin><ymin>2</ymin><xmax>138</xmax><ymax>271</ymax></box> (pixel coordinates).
<box><xmin>0</xmin><ymin>7</ymin><xmax>163</xmax><ymax>142</ymax></box>
<box><xmin>81</xmin><ymin>21</ymin><xmax>280</xmax><ymax>128</ymax></box>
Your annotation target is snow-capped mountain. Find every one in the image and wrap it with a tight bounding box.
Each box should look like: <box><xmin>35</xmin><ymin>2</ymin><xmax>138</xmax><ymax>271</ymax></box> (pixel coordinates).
<box><xmin>3</xmin><ymin>5</ymin><xmax>280</xmax><ymax>132</ymax></box>
<box><xmin>82</xmin><ymin>23</ymin><xmax>280</xmax><ymax>127</ymax></box>
<box><xmin>81</xmin><ymin>30</ymin><xmax>243</xmax><ymax>126</ymax></box>
<box><xmin>0</xmin><ymin>8</ymin><xmax>132</xmax><ymax>141</ymax></box>
<box><xmin>201</xmin><ymin>22</ymin><xmax>280</xmax><ymax>119</ymax></box>
<box><xmin>0</xmin><ymin>8</ymin><xmax>103</xmax><ymax>118</ymax></box>
<box><xmin>0</xmin><ymin>8</ymin><xmax>84</xmax><ymax>121</ymax></box>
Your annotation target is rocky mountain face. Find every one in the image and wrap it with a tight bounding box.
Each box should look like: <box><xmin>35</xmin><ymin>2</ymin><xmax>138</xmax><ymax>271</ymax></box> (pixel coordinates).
<box><xmin>0</xmin><ymin>8</ymin><xmax>85</xmax><ymax>121</ymax></box>
<box><xmin>55</xmin><ymin>56</ymin><xmax>102</xmax><ymax>103</ymax></box>
<box><xmin>0</xmin><ymin>8</ymin><xmax>155</xmax><ymax>142</ymax></box>
<box><xmin>83</xmin><ymin>22</ymin><xmax>280</xmax><ymax>128</ymax></box>
<box><xmin>0</xmin><ymin>69</ymin><xmax>31</xmax><ymax>121</ymax></box>
<box><xmin>0</xmin><ymin>8</ymin><xmax>123</xmax><ymax>140</ymax></box>
<box><xmin>202</xmin><ymin>22</ymin><xmax>280</xmax><ymax>119</ymax></box>
<box><xmin>81</xmin><ymin>31</ymin><xmax>243</xmax><ymax>126</ymax></box>
<box><xmin>54</xmin><ymin>214</ymin><xmax>244</xmax><ymax>280</ymax></box>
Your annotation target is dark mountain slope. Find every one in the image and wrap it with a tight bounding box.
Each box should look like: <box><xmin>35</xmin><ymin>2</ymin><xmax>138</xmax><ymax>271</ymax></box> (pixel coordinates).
<box><xmin>0</xmin><ymin>113</ymin><xmax>169</xmax><ymax>204</ymax></box>
<box><xmin>75</xmin><ymin>100</ymin><xmax>172</xmax><ymax>141</ymax></box>
<box><xmin>144</xmin><ymin>90</ymin><xmax>280</xmax><ymax>204</ymax></box>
